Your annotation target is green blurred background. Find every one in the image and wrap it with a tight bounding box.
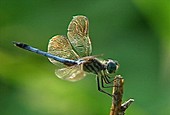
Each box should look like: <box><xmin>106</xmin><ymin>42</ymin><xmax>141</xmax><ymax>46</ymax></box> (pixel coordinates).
<box><xmin>1</xmin><ymin>0</ymin><xmax>170</xmax><ymax>115</ymax></box>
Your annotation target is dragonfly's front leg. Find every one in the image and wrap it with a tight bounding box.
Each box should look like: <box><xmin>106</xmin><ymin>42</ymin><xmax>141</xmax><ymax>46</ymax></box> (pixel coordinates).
<box><xmin>96</xmin><ymin>76</ymin><xmax>112</xmax><ymax>97</ymax></box>
<box><xmin>101</xmin><ymin>75</ymin><xmax>115</xmax><ymax>88</ymax></box>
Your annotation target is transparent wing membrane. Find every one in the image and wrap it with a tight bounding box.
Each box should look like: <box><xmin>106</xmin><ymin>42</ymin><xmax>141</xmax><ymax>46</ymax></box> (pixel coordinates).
<box><xmin>55</xmin><ymin>64</ymin><xmax>86</xmax><ymax>82</ymax></box>
<box><xmin>48</xmin><ymin>35</ymin><xmax>79</xmax><ymax>66</ymax></box>
<box><xmin>67</xmin><ymin>16</ymin><xmax>92</xmax><ymax>57</ymax></box>
<box><xmin>48</xmin><ymin>16</ymin><xmax>93</xmax><ymax>81</ymax></box>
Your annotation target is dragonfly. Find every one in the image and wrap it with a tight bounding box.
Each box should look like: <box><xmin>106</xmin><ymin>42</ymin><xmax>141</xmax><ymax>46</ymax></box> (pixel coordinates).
<box><xmin>13</xmin><ymin>15</ymin><xmax>119</xmax><ymax>97</ymax></box>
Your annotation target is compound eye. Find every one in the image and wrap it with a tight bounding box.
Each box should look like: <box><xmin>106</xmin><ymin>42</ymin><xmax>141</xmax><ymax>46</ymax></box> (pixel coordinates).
<box><xmin>106</xmin><ymin>60</ymin><xmax>119</xmax><ymax>74</ymax></box>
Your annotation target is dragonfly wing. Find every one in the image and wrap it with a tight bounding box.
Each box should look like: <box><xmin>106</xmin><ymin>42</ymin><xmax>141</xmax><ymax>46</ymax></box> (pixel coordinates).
<box><xmin>55</xmin><ymin>64</ymin><xmax>86</xmax><ymax>82</ymax></box>
<box><xmin>48</xmin><ymin>35</ymin><xmax>79</xmax><ymax>66</ymax></box>
<box><xmin>67</xmin><ymin>15</ymin><xmax>92</xmax><ymax>57</ymax></box>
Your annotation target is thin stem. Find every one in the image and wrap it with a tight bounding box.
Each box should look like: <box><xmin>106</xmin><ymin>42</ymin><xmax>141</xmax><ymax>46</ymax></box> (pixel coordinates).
<box><xmin>109</xmin><ymin>75</ymin><xmax>134</xmax><ymax>115</ymax></box>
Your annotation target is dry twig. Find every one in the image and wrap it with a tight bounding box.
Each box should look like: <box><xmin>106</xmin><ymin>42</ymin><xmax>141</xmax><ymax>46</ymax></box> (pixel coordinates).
<box><xmin>110</xmin><ymin>75</ymin><xmax>134</xmax><ymax>115</ymax></box>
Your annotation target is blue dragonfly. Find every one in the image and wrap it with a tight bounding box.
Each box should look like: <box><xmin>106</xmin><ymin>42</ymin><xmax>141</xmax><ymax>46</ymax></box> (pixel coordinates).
<box><xmin>13</xmin><ymin>15</ymin><xmax>119</xmax><ymax>96</ymax></box>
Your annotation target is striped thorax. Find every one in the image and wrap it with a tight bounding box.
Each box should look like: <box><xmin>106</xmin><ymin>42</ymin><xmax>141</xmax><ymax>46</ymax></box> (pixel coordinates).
<box><xmin>79</xmin><ymin>56</ymin><xmax>119</xmax><ymax>76</ymax></box>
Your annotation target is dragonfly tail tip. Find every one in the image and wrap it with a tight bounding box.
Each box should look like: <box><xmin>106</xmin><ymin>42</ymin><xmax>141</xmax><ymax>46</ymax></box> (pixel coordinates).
<box><xmin>12</xmin><ymin>41</ymin><xmax>28</xmax><ymax>48</ymax></box>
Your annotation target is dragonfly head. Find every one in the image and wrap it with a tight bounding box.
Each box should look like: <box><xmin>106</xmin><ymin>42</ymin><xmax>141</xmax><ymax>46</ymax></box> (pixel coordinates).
<box><xmin>105</xmin><ymin>59</ymin><xmax>119</xmax><ymax>74</ymax></box>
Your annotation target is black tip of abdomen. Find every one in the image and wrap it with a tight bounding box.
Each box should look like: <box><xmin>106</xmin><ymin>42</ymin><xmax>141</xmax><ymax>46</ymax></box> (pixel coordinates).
<box><xmin>13</xmin><ymin>41</ymin><xmax>28</xmax><ymax>48</ymax></box>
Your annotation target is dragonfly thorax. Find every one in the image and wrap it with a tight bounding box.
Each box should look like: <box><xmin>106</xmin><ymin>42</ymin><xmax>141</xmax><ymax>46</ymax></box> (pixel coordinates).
<box><xmin>81</xmin><ymin>57</ymin><xmax>119</xmax><ymax>75</ymax></box>
<box><xmin>82</xmin><ymin>58</ymin><xmax>104</xmax><ymax>74</ymax></box>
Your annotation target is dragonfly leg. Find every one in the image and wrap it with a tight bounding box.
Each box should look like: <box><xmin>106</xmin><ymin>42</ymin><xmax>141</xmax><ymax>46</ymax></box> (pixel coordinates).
<box><xmin>105</xmin><ymin>74</ymin><xmax>115</xmax><ymax>84</ymax></box>
<box><xmin>101</xmin><ymin>76</ymin><xmax>114</xmax><ymax>88</ymax></box>
<box><xmin>96</xmin><ymin>76</ymin><xmax>112</xmax><ymax>97</ymax></box>
<box><xmin>101</xmin><ymin>75</ymin><xmax>115</xmax><ymax>88</ymax></box>
<box><xmin>103</xmin><ymin>75</ymin><xmax>111</xmax><ymax>84</ymax></box>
